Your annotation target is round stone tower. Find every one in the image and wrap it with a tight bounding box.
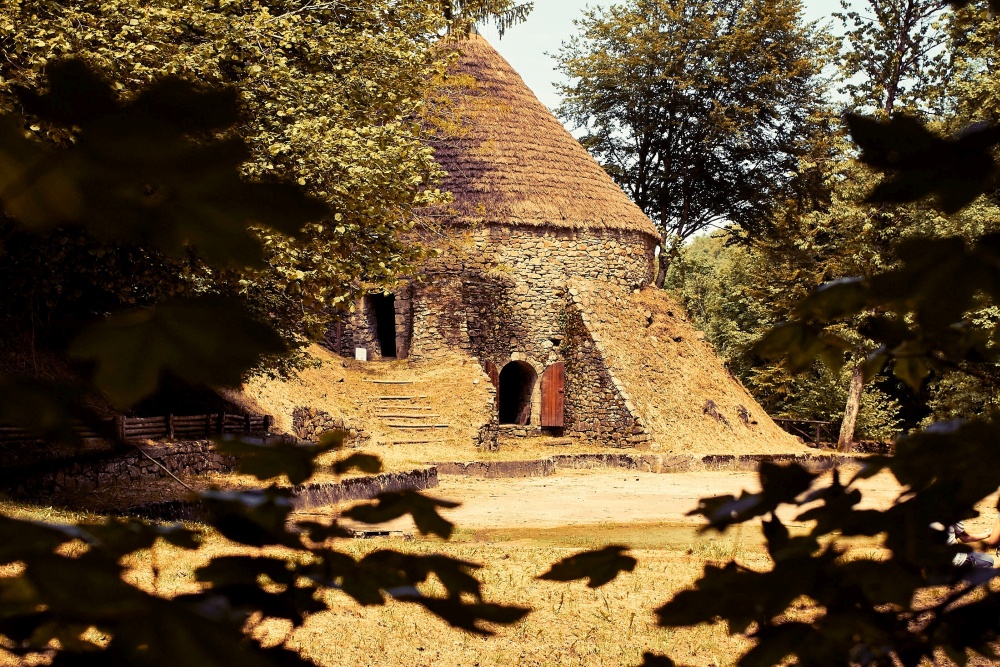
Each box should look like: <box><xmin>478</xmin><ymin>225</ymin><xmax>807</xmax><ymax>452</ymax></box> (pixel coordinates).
<box><xmin>334</xmin><ymin>34</ymin><xmax>660</xmax><ymax>438</ymax></box>
<box><xmin>330</xmin><ymin>36</ymin><xmax>797</xmax><ymax>453</ymax></box>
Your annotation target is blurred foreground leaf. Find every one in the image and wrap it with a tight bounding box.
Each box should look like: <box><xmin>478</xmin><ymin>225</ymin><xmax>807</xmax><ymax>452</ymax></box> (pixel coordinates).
<box><xmin>846</xmin><ymin>113</ymin><xmax>1000</xmax><ymax>214</ymax></box>
<box><xmin>1</xmin><ymin>60</ymin><xmax>329</xmax><ymax>266</ymax></box>
<box><xmin>342</xmin><ymin>491</ymin><xmax>459</xmax><ymax>539</ymax></box>
<box><xmin>69</xmin><ymin>296</ymin><xmax>286</xmax><ymax>408</ymax></box>
<box><xmin>216</xmin><ymin>437</ymin><xmax>346</xmax><ymax>486</ymax></box>
<box><xmin>538</xmin><ymin>545</ymin><xmax>637</xmax><ymax>588</ymax></box>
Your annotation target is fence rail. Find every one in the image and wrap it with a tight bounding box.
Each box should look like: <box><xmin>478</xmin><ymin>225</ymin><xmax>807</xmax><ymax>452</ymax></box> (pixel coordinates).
<box><xmin>0</xmin><ymin>413</ymin><xmax>273</xmax><ymax>444</ymax></box>
<box><xmin>773</xmin><ymin>418</ymin><xmax>837</xmax><ymax>446</ymax></box>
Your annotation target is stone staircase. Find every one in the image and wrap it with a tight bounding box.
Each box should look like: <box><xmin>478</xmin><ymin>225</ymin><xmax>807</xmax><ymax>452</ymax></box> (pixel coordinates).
<box><xmin>364</xmin><ymin>379</ymin><xmax>451</xmax><ymax>446</ymax></box>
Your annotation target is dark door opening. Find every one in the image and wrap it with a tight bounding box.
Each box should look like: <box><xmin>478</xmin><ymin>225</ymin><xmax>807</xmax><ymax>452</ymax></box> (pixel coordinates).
<box><xmin>498</xmin><ymin>361</ymin><xmax>536</xmax><ymax>425</ymax></box>
<box><xmin>369</xmin><ymin>293</ymin><xmax>397</xmax><ymax>358</ymax></box>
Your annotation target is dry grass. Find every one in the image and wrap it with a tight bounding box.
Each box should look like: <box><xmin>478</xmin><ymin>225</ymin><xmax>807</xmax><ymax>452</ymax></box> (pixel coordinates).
<box><xmin>126</xmin><ymin>523</ymin><xmax>766</xmax><ymax>667</ymax></box>
<box><xmin>424</xmin><ymin>35</ymin><xmax>660</xmax><ymax>238</ymax></box>
<box><xmin>230</xmin><ymin>345</ymin><xmax>495</xmax><ymax>452</ymax></box>
<box><xmin>4</xmin><ymin>498</ymin><xmax>1000</xmax><ymax>667</ymax></box>
<box><xmin>571</xmin><ymin>279</ymin><xmax>804</xmax><ymax>455</ymax></box>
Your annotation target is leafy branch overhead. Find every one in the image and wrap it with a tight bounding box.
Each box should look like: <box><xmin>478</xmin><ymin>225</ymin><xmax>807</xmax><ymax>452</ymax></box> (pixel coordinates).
<box><xmin>845</xmin><ymin>113</ymin><xmax>1000</xmax><ymax>214</ymax></box>
<box><xmin>1</xmin><ymin>60</ymin><xmax>329</xmax><ymax>267</ymax></box>
<box><xmin>0</xmin><ymin>1</ymin><xmax>546</xmax><ymax>662</ymax></box>
<box><xmin>752</xmin><ymin>111</ymin><xmax>1000</xmax><ymax>391</ymax></box>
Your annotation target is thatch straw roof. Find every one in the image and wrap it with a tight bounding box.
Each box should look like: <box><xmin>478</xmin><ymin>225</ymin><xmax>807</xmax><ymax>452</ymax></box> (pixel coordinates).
<box><xmin>426</xmin><ymin>35</ymin><xmax>660</xmax><ymax>239</ymax></box>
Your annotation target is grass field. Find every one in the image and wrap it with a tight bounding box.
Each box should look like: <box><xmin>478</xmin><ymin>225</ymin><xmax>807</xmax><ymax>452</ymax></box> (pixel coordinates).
<box><xmin>116</xmin><ymin>522</ymin><xmax>765</xmax><ymax>667</ymax></box>
<box><xmin>1</xmin><ymin>486</ymin><xmax>994</xmax><ymax>667</ymax></box>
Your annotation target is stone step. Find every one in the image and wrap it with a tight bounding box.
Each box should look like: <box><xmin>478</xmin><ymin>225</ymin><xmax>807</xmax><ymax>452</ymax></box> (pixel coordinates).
<box><xmin>389</xmin><ymin>440</ymin><xmax>443</xmax><ymax>445</ymax></box>
<box><xmin>375</xmin><ymin>414</ymin><xmax>441</xmax><ymax>419</ymax></box>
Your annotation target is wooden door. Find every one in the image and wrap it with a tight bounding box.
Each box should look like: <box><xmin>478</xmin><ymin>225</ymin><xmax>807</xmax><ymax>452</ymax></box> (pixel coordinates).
<box><xmin>540</xmin><ymin>362</ymin><xmax>565</xmax><ymax>427</ymax></box>
<box><xmin>484</xmin><ymin>361</ymin><xmax>500</xmax><ymax>410</ymax></box>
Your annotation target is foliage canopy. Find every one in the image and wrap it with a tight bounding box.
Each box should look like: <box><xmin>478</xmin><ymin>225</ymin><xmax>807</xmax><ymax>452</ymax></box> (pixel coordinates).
<box><xmin>555</xmin><ymin>0</ymin><xmax>831</xmax><ymax>282</ymax></box>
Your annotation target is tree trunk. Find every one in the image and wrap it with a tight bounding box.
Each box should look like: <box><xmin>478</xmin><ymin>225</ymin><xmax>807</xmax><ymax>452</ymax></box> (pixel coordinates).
<box><xmin>655</xmin><ymin>246</ymin><xmax>670</xmax><ymax>288</ymax></box>
<box><xmin>838</xmin><ymin>364</ymin><xmax>864</xmax><ymax>452</ymax></box>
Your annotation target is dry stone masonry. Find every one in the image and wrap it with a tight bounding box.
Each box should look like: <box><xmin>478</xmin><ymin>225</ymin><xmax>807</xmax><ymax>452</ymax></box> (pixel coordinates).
<box><xmin>3</xmin><ymin>441</ymin><xmax>237</xmax><ymax>499</ymax></box>
<box><xmin>292</xmin><ymin>407</ymin><xmax>369</xmax><ymax>446</ymax></box>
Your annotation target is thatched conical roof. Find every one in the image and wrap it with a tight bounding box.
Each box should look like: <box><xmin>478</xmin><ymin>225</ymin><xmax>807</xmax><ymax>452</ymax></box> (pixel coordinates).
<box><xmin>427</xmin><ymin>35</ymin><xmax>660</xmax><ymax>239</ymax></box>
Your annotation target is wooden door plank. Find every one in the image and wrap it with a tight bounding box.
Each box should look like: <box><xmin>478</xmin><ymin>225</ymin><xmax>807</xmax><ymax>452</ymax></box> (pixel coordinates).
<box><xmin>540</xmin><ymin>362</ymin><xmax>565</xmax><ymax>427</ymax></box>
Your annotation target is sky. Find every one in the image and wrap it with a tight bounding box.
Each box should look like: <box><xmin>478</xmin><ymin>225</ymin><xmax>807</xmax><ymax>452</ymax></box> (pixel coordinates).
<box><xmin>478</xmin><ymin>0</ymin><xmax>848</xmax><ymax>114</ymax></box>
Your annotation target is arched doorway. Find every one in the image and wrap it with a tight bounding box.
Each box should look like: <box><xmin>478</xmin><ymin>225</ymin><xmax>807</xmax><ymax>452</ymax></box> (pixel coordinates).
<box><xmin>498</xmin><ymin>361</ymin><xmax>536</xmax><ymax>425</ymax></box>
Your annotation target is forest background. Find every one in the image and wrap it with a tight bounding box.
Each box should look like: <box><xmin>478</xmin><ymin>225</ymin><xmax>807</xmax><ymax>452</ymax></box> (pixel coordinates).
<box><xmin>553</xmin><ymin>0</ymin><xmax>1000</xmax><ymax>448</ymax></box>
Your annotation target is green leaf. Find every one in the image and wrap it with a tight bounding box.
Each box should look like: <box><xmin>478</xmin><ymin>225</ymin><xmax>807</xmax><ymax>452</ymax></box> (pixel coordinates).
<box><xmin>538</xmin><ymin>545</ymin><xmax>637</xmax><ymax>588</ymax></box>
<box><xmin>689</xmin><ymin>463</ymin><xmax>817</xmax><ymax>531</ymax></box>
<box><xmin>636</xmin><ymin>653</ymin><xmax>677</xmax><ymax>667</ymax></box>
<box><xmin>342</xmin><ymin>491</ymin><xmax>459</xmax><ymax>539</ymax></box>
<box><xmin>0</xmin><ymin>116</ymin><xmax>82</xmax><ymax>227</ymax></box>
<box><xmin>6</xmin><ymin>61</ymin><xmax>330</xmax><ymax>266</ymax></box>
<box><xmin>860</xmin><ymin>348</ymin><xmax>890</xmax><ymax>382</ymax></box>
<box><xmin>68</xmin><ymin>296</ymin><xmax>286</xmax><ymax>408</ymax></box>
<box><xmin>294</xmin><ymin>520</ymin><xmax>352</xmax><ymax>543</ymax></box>
<box><xmin>198</xmin><ymin>489</ymin><xmax>297</xmax><ymax>548</ymax></box>
<box><xmin>752</xmin><ymin>322</ymin><xmax>850</xmax><ymax>374</ymax></box>
<box><xmin>892</xmin><ymin>355</ymin><xmax>931</xmax><ymax>392</ymax></box>
<box><xmin>792</xmin><ymin>277</ymin><xmax>868</xmax><ymax>321</ymax></box>
<box><xmin>0</xmin><ymin>376</ymin><xmax>110</xmax><ymax>447</ymax></box>
<box><xmin>0</xmin><ymin>515</ymin><xmax>89</xmax><ymax>564</ymax></box>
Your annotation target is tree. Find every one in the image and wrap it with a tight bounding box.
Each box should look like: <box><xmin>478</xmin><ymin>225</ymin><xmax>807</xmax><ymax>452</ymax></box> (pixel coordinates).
<box><xmin>0</xmin><ymin>36</ymin><xmax>614</xmax><ymax>666</ymax></box>
<box><xmin>555</xmin><ymin>0</ymin><xmax>831</xmax><ymax>285</ymax></box>
<box><xmin>665</xmin><ymin>234</ymin><xmax>903</xmax><ymax>442</ymax></box>
<box><xmin>0</xmin><ymin>0</ymin><xmax>527</xmax><ymax>357</ymax></box>
<box><xmin>829</xmin><ymin>0</ymin><xmax>956</xmax><ymax>448</ymax></box>
<box><xmin>647</xmin><ymin>3</ymin><xmax>1000</xmax><ymax>663</ymax></box>
<box><xmin>835</xmin><ymin>0</ymin><xmax>951</xmax><ymax>117</ymax></box>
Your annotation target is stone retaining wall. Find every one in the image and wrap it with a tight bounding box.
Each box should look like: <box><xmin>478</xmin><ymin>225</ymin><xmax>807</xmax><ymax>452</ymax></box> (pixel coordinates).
<box><xmin>435</xmin><ymin>452</ymin><xmax>867</xmax><ymax>478</ymax></box>
<box><xmin>433</xmin><ymin>459</ymin><xmax>556</xmax><ymax>478</ymax></box>
<box><xmin>5</xmin><ymin>441</ymin><xmax>238</xmax><ymax>499</ymax></box>
<box><xmin>291</xmin><ymin>467</ymin><xmax>438</xmax><ymax>510</ymax></box>
<box><xmin>127</xmin><ymin>467</ymin><xmax>439</xmax><ymax>521</ymax></box>
<box><xmin>291</xmin><ymin>407</ymin><xmax>369</xmax><ymax>446</ymax></box>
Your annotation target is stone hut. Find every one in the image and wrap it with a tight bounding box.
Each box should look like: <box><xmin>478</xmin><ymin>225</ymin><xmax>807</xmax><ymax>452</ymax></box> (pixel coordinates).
<box><xmin>330</xmin><ymin>35</ymin><xmax>798</xmax><ymax>451</ymax></box>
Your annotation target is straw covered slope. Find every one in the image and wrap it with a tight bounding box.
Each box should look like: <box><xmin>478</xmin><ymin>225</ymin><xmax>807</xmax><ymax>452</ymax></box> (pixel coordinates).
<box><xmin>427</xmin><ymin>35</ymin><xmax>659</xmax><ymax>238</ymax></box>
<box><xmin>231</xmin><ymin>344</ymin><xmax>495</xmax><ymax>449</ymax></box>
<box><xmin>569</xmin><ymin>279</ymin><xmax>804</xmax><ymax>454</ymax></box>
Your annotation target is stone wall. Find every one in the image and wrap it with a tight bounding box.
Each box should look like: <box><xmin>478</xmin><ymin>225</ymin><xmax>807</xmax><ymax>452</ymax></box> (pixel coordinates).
<box><xmin>291</xmin><ymin>407</ymin><xmax>369</xmax><ymax>446</ymax></box>
<box><xmin>434</xmin><ymin>452</ymin><xmax>867</xmax><ymax>478</ymax></box>
<box><xmin>328</xmin><ymin>285</ymin><xmax>415</xmax><ymax>360</ymax></box>
<box><xmin>561</xmin><ymin>300</ymin><xmax>645</xmax><ymax>447</ymax></box>
<box><xmin>4</xmin><ymin>441</ymin><xmax>238</xmax><ymax>499</ymax></box>
<box><xmin>337</xmin><ymin>224</ymin><xmax>654</xmax><ymax>363</ymax></box>
<box><xmin>330</xmin><ymin>222</ymin><xmax>658</xmax><ymax>438</ymax></box>
<box><xmin>128</xmin><ymin>467</ymin><xmax>440</xmax><ymax>520</ymax></box>
<box><xmin>290</xmin><ymin>466</ymin><xmax>438</xmax><ymax>509</ymax></box>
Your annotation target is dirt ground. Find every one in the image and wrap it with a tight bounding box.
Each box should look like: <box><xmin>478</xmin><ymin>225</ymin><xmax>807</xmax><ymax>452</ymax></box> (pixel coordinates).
<box><xmin>334</xmin><ymin>467</ymin><xmax>1000</xmax><ymax>537</ymax></box>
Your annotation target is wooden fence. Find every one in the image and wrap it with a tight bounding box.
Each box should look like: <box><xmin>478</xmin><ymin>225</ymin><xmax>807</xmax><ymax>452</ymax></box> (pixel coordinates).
<box><xmin>773</xmin><ymin>418</ymin><xmax>837</xmax><ymax>446</ymax></box>
<box><xmin>0</xmin><ymin>413</ymin><xmax>273</xmax><ymax>444</ymax></box>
